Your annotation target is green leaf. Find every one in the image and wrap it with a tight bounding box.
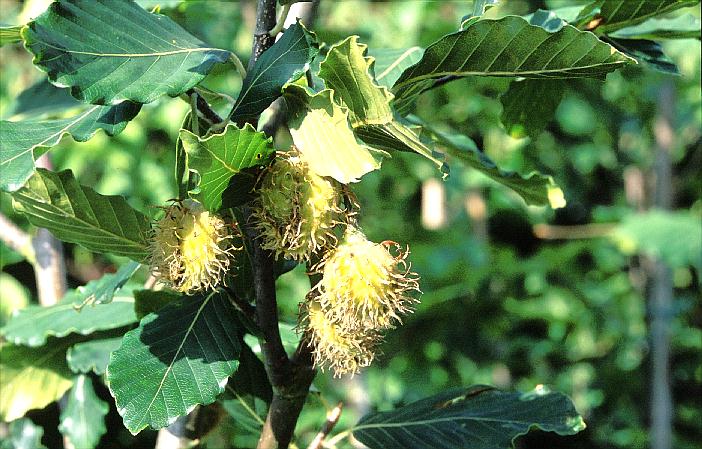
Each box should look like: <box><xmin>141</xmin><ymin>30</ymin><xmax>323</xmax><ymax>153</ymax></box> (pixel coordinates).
<box><xmin>229</xmin><ymin>343</ymin><xmax>272</xmax><ymax>403</ymax></box>
<box><xmin>180</xmin><ymin>123</ymin><xmax>274</xmax><ymax>211</ymax></box>
<box><xmin>0</xmin><ymin>341</ymin><xmax>74</xmax><ymax>421</ymax></box>
<box><xmin>411</xmin><ymin>117</ymin><xmax>564</xmax><ymax>207</ymax></box>
<box><xmin>527</xmin><ymin>9</ymin><xmax>567</xmax><ymax>32</ymax></box>
<box><xmin>319</xmin><ymin>36</ymin><xmax>394</xmax><ymax>126</ymax></box>
<box><xmin>500</xmin><ymin>79</ymin><xmax>567</xmax><ymax>139</ymax></box>
<box><xmin>230</xmin><ymin>21</ymin><xmax>318</xmax><ymax>123</ymax></box>
<box><xmin>284</xmin><ymin>85</ymin><xmax>383</xmax><ymax>183</ymax></box>
<box><xmin>58</xmin><ymin>375</ymin><xmax>108</xmax><ymax>449</ymax></box>
<box><xmin>66</xmin><ymin>337</ymin><xmax>123</xmax><ymax>375</ymax></box>
<box><xmin>591</xmin><ymin>0</ymin><xmax>699</xmax><ymax>34</ymax></box>
<box><xmin>369</xmin><ymin>47</ymin><xmax>424</xmax><ymax>89</ymax></box>
<box><xmin>606</xmin><ymin>37</ymin><xmax>679</xmax><ymax>73</ymax></box>
<box><xmin>10</xmin><ymin>169</ymin><xmax>152</xmax><ymax>261</ymax></box>
<box><xmin>77</xmin><ymin>261</ymin><xmax>141</xmax><ymax>308</ymax></box>
<box><xmin>1</xmin><ymin>290</ymin><xmax>137</xmax><ymax>347</ymax></box>
<box><xmin>0</xmin><ymin>24</ymin><xmax>23</xmax><ymax>47</ymax></box>
<box><xmin>353</xmin><ymin>386</ymin><xmax>586</xmax><ymax>449</ymax></box>
<box><xmin>318</xmin><ymin>37</ymin><xmax>446</xmax><ymax>175</ymax></box>
<box><xmin>23</xmin><ymin>0</ymin><xmax>230</xmax><ymax>105</ymax></box>
<box><xmin>0</xmin><ymin>103</ymin><xmax>141</xmax><ymax>192</ymax></box>
<box><xmin>8</xmin><ymin>80</ymin><xmax>83</xmax><ymax>119</ymax></box>
<box><xmin>391</xmin><ymin>15</ymin><xmax>633</xmax><ymax>112</ymax></box>
<box><xmin>0</xmin><ymin>418</ymin><xmax>48</xmax><ymax>449</ymax></box>
<box><xmin>354</xmin><ymin>121</ymin><xmax>449</xmax><ymax>177</ymax></box>
<box><xmin>609</xmin><ymin>14</ymin><xmax>701</xmax><ymax>40</ymax></box>
<box><xmin>134</xmin><ymin>289</ymin><xmax>181</xmax><ymax>319</ymax></box>
<box><xmin>107</xmin><ymin>290</ymin><xmax>242</xmax><ymax>434</ymax></box>
<box><xmin>613</xmin><ymin>210</ymin><xmax>702</xmax><ymax>270</ymax></box>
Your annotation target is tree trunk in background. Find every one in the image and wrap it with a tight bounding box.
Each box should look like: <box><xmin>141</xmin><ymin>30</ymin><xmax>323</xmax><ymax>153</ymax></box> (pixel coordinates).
<box><xmin>649</xmin><ymin>80</ymin><xmax>674</xmax><ymax>449</ymax></box>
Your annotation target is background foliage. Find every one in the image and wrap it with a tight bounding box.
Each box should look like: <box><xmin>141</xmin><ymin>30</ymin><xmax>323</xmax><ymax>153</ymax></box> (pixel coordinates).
<box><xmin>0</xmin><ymin>0</ymin><xmax>700</xmax><ymax>448</ymax></box>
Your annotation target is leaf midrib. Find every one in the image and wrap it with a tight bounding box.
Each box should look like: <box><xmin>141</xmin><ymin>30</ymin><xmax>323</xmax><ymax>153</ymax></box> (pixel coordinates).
<box><xmin>31</xmin><ymin>39</ymin><xmax>228</xmax><ymax>58</ymax></box>
<box><xmin>138</xmin><ymin>291</ymin><xmax>217</xmax><ymax>426</ymax></box>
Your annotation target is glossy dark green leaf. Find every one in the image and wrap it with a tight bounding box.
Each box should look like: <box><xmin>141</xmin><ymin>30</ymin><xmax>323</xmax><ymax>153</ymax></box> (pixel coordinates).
<box><xmin>500</xmin><ymin>79</ymin><xmax>567</xmax><ymax>138</ymax></box>
<box><xmin>0</xmin><ymin>103</ymin><xmax>141</xmax><ymax>192</ymax></box>
<box><xmin>59</xmin><ymin>375</ymin><xmax>108</xmax><ymax>449</ymax></box>
<box><xmin>0</xmin><ymin>340</ymin><xmax>74</xmax><ymax>421</ymax></box>
<box><xmin>180</xmin><ymin>123</ymin><xmax>274</xmax><ymax>211</ymax></box>
<box><xmin>607</xmin><ymin>38</ymin><xmax>679</xmax><ymax>74</ymax></box>
<box><xmin>369</xmin><ymin>47</ymin><xmax>424</xmax><ymax>89</ymax></box>
<box><xmin>134</xmin><ymin>289</ymin><xmax>181</xmax><ymax>320</ymax></box>
<box><xmin>10</xmin><ymin>169</ymin><xmax>152</xmax><ymax>260</ymax></box>
<box><xmin>410</xmin><ymin>117</ymin><xmax>564</xmax><ymax>207</ymax></box>
<box><xmin>230</xmin><ymin>21</ymin><xmax>318</xmax><ymax>123</ymax></box>
<box><xmin>0</xmin><ymin>418</ymin><xmax>47</xmax><ymax>449</ymax></box>
<box><xmin>8</xmin><ymin>80</ymin><xmax>82</xmax><ymax>119</ymax></box>
<box><xmin>23</xmin><ymin>0</ymin><xmax>230</xmax><ymax>105</ymax></box>
<box><xmin>107</xmin><ymin>290</ymin><xmax>242</xmax><ymax>434</ymax></box>
<box><xmin>1</xmin><ymin>290</ymin><xmax>137</xmax><ymax>347</ymax></box>
<box><xmin>66</xmin><ymin>337</ymin><xmax>123</xmax><ymax>375</ymax></box>
<box><xmin>392</xmin><ymin>15</ymin><xmax>633</xmax><ymax>112</ymax></box>
<box><xmin>590</xmin><ymin>0</ymin><xmax>699</xmax><ymax>34</ymax></box>
<box><xmin>229</xmin><ymin>343</ymin><xmax>272</xmax><ymax>403</ymax></box>
<box><xmin>353</xmin><ymin>386</ymin><xmax>586</xmax><ymax>449</ymax></box>
<box><xmin>609</xmin><ymin>14</ymin><xmax>701</xmax><ymax>40</ymax></box>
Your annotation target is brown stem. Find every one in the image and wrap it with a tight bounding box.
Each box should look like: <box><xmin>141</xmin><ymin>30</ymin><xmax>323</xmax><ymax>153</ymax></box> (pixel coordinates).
<box><xmin>33</xmin><ymin>155</ymin><xmax>67</xmax><ymax>306</ymax></box>
<box><xmin>307</xmin><ymin>402</ymin><xmax>343</xmax><ymax>449</ymax></box>
<box><xmin>0</xmin><ymin>212</ymin><xmax>34</xmax><ymax>263</ymax></box>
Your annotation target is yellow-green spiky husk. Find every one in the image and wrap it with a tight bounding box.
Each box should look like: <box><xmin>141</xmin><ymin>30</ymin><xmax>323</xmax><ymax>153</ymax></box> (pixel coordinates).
<box><xmin>149</xmin><ymin>200</ymin><xmax>236</xmax><ymax>294</ymax></box>
<box><xmin>316</xmin><ymin>227</ymin><xmax>420</xmax><ymax>331</ymax></box>
<box><xmin>302</xmin><ymin>300</ymin><xmax>379</xmax><ymax>377</ymax></box>
<box><xmin>254</xmin><ymin>148</ymin><xmax>344</xmax><ymax>261</ymax></box>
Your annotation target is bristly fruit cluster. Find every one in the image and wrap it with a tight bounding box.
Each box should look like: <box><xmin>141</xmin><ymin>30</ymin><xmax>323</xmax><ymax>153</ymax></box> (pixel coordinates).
<box><xmin>255</xmin><ymin>147</ymin><xmax>421</xmax><ymax>377</ymax></box>
<box><xmin>149</xmin><ymin>199</ymin><xmax>238</xmax><ymax>294</ymax></box>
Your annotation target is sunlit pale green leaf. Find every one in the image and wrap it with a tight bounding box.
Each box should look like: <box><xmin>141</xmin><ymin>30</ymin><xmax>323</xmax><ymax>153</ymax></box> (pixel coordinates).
<box><xmin>180</xmin><ymin>124</ymin><xmax>274</xmax><ymax>211</ymax></box>
<box><xmin>0</xmin><ymin>103</ymin><xmax>141</xmax><ymax>192</ymax></box>
<box><xmin>0</xmin><ymin>24</ymin><xmax>22</xmax><ymax>47</ymax></box>
<box><xmin>0</xmin><ymin>418</ymin><xmax>47</xmax><ymax>449</ymax></box>
<box><xmin>1</xmin><ymin>290</ymin><xmax>136</xmax><ymax>347</ymax></box>
<box><xmin>369</xmin><ymin>47</ymin><xmax>424</xmax><ymax>89</ymax></box>
<box><xmin>318</xmin><ymin>37</ymin><xmax>446</xmax><ymax>174</ymax></box>
<box><xmin>613</xmin><ymin>210</ymin><xmax>702</xmax><ymax>269</ymax></box>
<box><xmin>284</xmin><ymin>85</ymin><xmax>383</xmax><ymax>183</ymax></box>
<box><xmin>10</xmin><ymin>169</ymin><xmax>151</xmax><ymax>260</ymax></box>
<box><xmin>319</xmin><ymin>36</ymin><xmax>394</xmax><ymax>126</ymax></box>
<box><xmin>353</xmin><ymin>386</ymin><xmax>585</xmax><ymax>449</ymax></box>
<box><xmin>59</xmin><ymin>375</ymin><xmax>108</xmax><ymax>449</ymax></box>
<box><xmin>76</xmin><ymin>261</ymin><xmax>141</xmax><ymax>307</ymax></box>
<box><xmin>589</xmin><ymin>0</ymin><xmax>699</xmax><ymax>34</ymax></box>
<box><xmin>107</xmin><ymin>290</ymin><xmax>241</xmax><ymax>434</ymax></box>
<box><xmin>609</xmin><ymin>14</ymin><xmax>701</xmax><ymax>40</ymax></box>
<box><xmin>0</xmin><ymin>341</ymin><xmax>74</xmax><ymax>421</ymax></box>
<box><xmin>500</xmin><ymin>79</ymin><xmax>567</xmax><ymax>138</ymax></box>
<box><xmin>230</xmin><ymin>21</ymin><xmax>318</xmax><ymax>123</ymax></box>
<box><xmin>66</xmin><ymin>337</ymin><xmax>123</xmax><ymax>376</ymax></box>
<box><xmin>392</xmin><ymin>15</ymin><xmax>633</xmax><ymax>112</ymax></box>
<box><xmin>23</xmin><ymin>0</ymin><xmax>230</xmax><ymax>104</ymax></box>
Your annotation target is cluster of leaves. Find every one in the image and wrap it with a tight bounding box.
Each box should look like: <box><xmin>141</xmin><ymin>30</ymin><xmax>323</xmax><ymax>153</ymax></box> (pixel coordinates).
<box><xmin>0</xmin><ymin>0</ymin><xmax>699</xmax><ymax>448</ymax></box>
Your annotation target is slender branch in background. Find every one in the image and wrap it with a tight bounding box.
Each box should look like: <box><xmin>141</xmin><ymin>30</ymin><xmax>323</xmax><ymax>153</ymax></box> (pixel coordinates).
<box><xmin>269</xmin><ymin>3</ymin><xmax>292</xmax><ymax>37</ymax></box>
<box><xmin>307</xmin><ymin>402</ymin><xmax>343</xmax><ymax>449</ymax></box>
<box><xmin>649</xmin><ymin>80</ymin><xmax>675</xmax><ymax>449</ymax></box>
<box><xmin>532</xmin><ymin>223</ymin><xmax>616</xmax><ymax>240</ymax></box>
<box><xmin>0</xmin><ymin>212</ymin><xmax>34</xmax><ymax>263</ymax></box>
<box><xmin>186</xmin><ymin>88</ymin><xmax>224</xmax><ymax>125</ymax></box>
<box><xmin>32</xmin><ymin>154</ymin><xmax>67</xmax><ymax>306</ymax></box>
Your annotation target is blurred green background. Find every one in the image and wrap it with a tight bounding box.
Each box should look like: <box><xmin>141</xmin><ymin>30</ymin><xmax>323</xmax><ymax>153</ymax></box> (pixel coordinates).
<box><xmin>0</xmin><ymin>1</ymin><xmax>700</xmax><ymax>448</ymax></box>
